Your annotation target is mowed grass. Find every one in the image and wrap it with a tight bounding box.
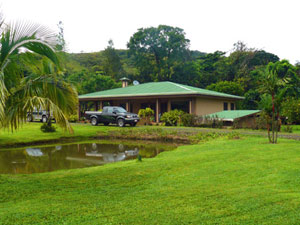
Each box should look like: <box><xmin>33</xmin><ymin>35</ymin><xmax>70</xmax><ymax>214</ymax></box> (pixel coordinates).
<box><xmin>1</xmin><ymin>123</ymin><xmax>300</xmax><ymax>149</ymax></box>
<box><xmin>1</xmin><ymin>137</ymin><xmax>300</xmax><ymax>224</ymax></box>
<box><xmin>282</xmin><ymin>125</ymin><xmax>300</xmax><ymax>134</ymax></box>
<box><xmin>0</xmin><ymin>123</ymin><xmax>117</xmax><ymax>148</ymax></box>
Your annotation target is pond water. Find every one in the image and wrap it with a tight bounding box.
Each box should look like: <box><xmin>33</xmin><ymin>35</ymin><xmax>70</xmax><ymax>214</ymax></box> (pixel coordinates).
<box><xmin>0</xmin><ymin>141</ymin><xmax>177</xmax><ymax>174</ymax></box>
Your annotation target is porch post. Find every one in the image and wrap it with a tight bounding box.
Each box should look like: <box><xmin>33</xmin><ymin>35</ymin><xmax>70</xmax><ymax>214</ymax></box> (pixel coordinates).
<box><xmin>126</xmin><ymin>101</ymin><xmax>129</xmax><ymax>111</ymax></box>
<box><xmin>78</xmin><ymin>102</ymin><xmax>81</xmax><ymax>120</ymax></box>
<box><xmin>99</xmin><ymin>101</ymin><xmax>103</xmax><ymax>110</ymax></box>
<box><xmin>189</xmin><ymin>100</ymin><xmax>192</xmax><ymax>114</ymax></box>
<box><xmin>94</xmin><ymin>101</ymin><xmax>98</xmax><ymax>111</ymax></box>
<box><xmin>156</xmin><ymin>99</ymin><xmax>160</xmax><ymax>123</ymax></box>
<box><xmin>167</xmin><ymin>100</ymin><xmax>171</xmax><ymax>112</ymax></box>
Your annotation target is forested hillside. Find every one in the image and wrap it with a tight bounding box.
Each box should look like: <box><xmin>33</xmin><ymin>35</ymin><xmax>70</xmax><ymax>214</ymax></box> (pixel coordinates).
<box><xmin>25</xmin><ymin>25</ymin><xmax>299</xmax><ymax>118</ymax></box>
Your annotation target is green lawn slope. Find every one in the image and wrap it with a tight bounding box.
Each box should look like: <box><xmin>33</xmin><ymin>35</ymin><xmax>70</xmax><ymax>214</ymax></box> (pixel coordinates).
<box><xmin>1</xmin><ymin>137</ymin><xmax>300</xmax><ymax>224</ymax></box>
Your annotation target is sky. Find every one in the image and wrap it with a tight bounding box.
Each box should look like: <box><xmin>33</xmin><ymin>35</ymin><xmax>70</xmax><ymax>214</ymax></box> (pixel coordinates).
<box><xmin>2</xmin><ymin>0</ymin><xmax>300</xmax><ymax>63</ymax></box>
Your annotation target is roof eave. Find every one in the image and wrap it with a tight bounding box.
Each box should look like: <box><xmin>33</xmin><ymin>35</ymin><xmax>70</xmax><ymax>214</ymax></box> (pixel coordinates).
<box><xmin>79</xmin><ymin>92</ymin><xmax>244</xmax><ymax>100</ymax></box>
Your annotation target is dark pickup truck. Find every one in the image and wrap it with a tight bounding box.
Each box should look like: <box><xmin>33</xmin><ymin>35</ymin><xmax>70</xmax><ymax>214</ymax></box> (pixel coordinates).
<box><xmin>85</xmin><ymin>106</ymin><xmax>140</xmax><ymax>127</ymax></box>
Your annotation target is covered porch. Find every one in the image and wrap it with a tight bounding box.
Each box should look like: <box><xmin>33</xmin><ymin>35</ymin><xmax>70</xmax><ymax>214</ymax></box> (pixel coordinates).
<box><xmin>79</xmin><ymin>96</ymin><xmax>196</xmax><ymax>123</ymax></box>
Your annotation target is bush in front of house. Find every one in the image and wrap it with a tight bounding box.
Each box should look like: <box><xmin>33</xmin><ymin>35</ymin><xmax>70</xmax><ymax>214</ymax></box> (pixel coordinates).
<box><xmin>181</xmin><ymin>113</ymin><xmax>196</xmax><ymax>127</ymax></box>
<box><xmin>40</xmin><ymin>122</ymin><xmax>56</xmax><ymax>133</ymax></box>
<box><xmin>160</xmin><ymin>109</ymin><xmax>185</xmax><ymax>126</ymax></box>
<box><xmin>160</xmin><ymin>111</ymin><xmax>224</xmax><ymax>128</ymax></box>
<box><xmin>68</xmin><ymin>114</ymin><xmax>79</xmax><ymax>123</ymax></box>
<box><xmin>138</xmin><ymin>108</ymin><xmax>154</xmax><ymax>125</ymax></box>
<box><xmin>202</xmin><ymin>115</ymin><xmax>223</xmax><ymax>128</ymax></box>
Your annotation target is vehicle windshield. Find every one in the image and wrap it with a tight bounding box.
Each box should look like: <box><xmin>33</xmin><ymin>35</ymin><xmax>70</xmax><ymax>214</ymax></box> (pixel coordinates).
<box><xmin>114</xmin><ymin>107</ymin><xmax>127</xmax><ymax>113</ymax></box>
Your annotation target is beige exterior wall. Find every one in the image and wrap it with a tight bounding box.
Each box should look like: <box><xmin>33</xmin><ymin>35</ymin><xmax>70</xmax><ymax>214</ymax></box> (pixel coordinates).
<box><xmin>195</xmin><ymin>97</ymin><xmax>237</xmax><ymax>116</ymax></box>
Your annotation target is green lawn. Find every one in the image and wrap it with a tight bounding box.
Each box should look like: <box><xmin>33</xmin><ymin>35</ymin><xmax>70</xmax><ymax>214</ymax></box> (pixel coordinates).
<box><xmin>1</xmin><ymin>123</ymin><xmax>300</xmax><ymax>149</ymax></box>
<box><xmin>0</xmin><ymin>123</ymin><xmax>116</xmax><ymax>148</ymax></box>
<box><xmin>1</xmin><ymin>136</ymin><xmax>300</xmax><ymax>224</ymax></box>
<box><xmin>282</xmin><ymin>125</ymin><xmax>300</xmax><ymax>134</ymax></box>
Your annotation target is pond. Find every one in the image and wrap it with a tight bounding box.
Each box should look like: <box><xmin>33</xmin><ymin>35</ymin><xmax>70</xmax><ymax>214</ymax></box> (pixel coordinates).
<box><xmin>0</xmin><ymin>141</ymin><xmax>178</xmax><ymax>174</ymax></box>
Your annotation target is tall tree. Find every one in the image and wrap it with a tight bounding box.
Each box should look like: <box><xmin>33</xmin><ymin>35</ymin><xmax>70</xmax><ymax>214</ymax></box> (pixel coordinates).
<box><xmin>102</xmin><ymin>39</ymin><xmax>123</xmax><ymax>80</ymax></box>
<box><xmin>196</xmin><ymin>51</ymin><xmax>229</xmax><ymax>87</ymax></box>
<box><xmin>127</xmin><ymin>25</ymin><xmax>190</xmax><ymax>82</ymax></box>
<box><xmin>206</xmin><ymin>80</ymin><xmax>244</xmax><ymax>96</ymax></box>
<box><xmin>227</xmin><ymin>41</ymin><xmax>279</xmax><ymax>82</ymax></box>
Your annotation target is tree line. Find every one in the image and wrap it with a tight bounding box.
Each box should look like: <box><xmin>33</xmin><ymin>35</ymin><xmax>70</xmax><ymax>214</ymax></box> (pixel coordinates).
<box><xmin>58</xmin><ymin>25</ymin><xmax>300</xmax><ymax>114</ymax></box>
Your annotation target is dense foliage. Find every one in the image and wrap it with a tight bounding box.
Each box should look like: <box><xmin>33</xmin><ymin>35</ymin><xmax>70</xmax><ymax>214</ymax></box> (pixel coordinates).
<box><xmin>55</xmin><ymin>25</ymin><xmax>300</xmax><ymax>109</ymax></box>
<box><xmin>160</xmin><ymin>109</ymin><xmax>185</xmax><ymax>126</ymax></box>
<box><xmin>138</xmin><ymin>108</ymin><xmax>154</xmax><ymax>125</ymax></box>
<box><xmin>18</xmin><ymin>24</ymin><xmax>299</xmax><ymax>124</ymax></box>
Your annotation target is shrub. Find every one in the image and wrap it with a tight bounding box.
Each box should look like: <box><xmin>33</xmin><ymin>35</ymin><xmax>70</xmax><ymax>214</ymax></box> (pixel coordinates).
<box><xmin>138</xmin><ymin>108</ymin><xmax>154</xmax><ymax>125</ymax></box>
<box><xmin>181</xmin><ymin>113</ymin><xmax>196</xmax><ymax>127</ymax></box>
<box><xmin>227</xmin><ymin>131</ymin><xmax>240</xmax><ymax>139</ymax></box>
<box><xmin>198</xmin><ymin>115</ymin><xmax>223</xmax><ymax>128</ymax></box>
<box><xmin>68</xmin><ymin>114</ymin><xmax>79</xmax><ymax>123</ymax></box>
<box><xmin>283</xmin><ymin>125</ymin><xmax>293</xmax><ymax>133</ymax></box>
<box><xmin>210</xmin><ymin>116</ymin><xmax>223</xmax><ymax>128</ymax></box>
<box><xmin>281</xmin><ymin>98</ymin><xmax>300</xmax><ymax>124</ymax></box>
<box><xmin>160</xmin><ymin>110</ymin><xmax>185</xmax><ymax>126</ymax></box>
<box><xmin>255</xmin><ymin>111</ymin><xmax>270</xmax><ymax>130</ymax></box>
<box><xmin>40</xmin><ymin>123</ymin><xmax>56</xmax><ymax>133</ymax></box>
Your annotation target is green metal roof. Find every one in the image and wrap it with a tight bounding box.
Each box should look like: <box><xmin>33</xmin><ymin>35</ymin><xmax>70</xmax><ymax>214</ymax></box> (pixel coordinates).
<box><xmin>79</xmin><ymin>81</ymin><xmax>244</xmax><ymax>100</ymax></box>
<box><xmin>206</xmin><ymin>110</ymin><xmax>261</xmax><ymax>121</ymax></box>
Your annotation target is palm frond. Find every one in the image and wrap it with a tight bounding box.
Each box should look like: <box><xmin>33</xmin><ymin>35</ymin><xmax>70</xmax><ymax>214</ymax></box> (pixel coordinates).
<box><xmin>4</xmin><ymin>72</ymin><xmax>78</xmax><ymax>132</ymax></box>
<box><xmin>0</xmin><ymin>21</ymin><xmax>59</xmax><ymax>71</ymax></box>
<box><xmin>0</xmin><ymin>71</ymin><xmax>7</xmax><ymax>124</ymax></box>
<box><xmin>5</xmin><ymin>96</ymin><xmax>73</xmax><ymax>133</ymax></box>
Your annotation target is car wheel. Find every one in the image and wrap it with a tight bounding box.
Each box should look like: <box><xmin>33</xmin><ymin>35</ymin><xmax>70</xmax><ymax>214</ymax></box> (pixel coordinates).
<box><xmin>42</xmin><ymin>116</ymin><xmax>47</xmax><ymax>123</ymax></box>
<box><xmin>91</xmin><ymin>117</ymin><xmax>98</xmax><ymax>126</ymax></box>
<box><xmin>130</xmin><ymin>123</ymin><xmax>137</xmax><ymax>127</ymax></box>
<box><xmin>27</xmin><ymin>115</ymin><xmax>33</xmax><ymax>122</ymax></box>
<box><xmin>117</xmin><ymin>119</ymin><xmax>125</xmax><ymax>127</ymax></box>
<box><xmin>103</xmin><ymin>122</ymin><xmax>109</xmax><ymax>126</ymax></box>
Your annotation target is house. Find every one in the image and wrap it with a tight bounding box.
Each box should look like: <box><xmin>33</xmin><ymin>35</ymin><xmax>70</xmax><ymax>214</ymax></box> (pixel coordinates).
<box><xmin>205</xmin><ymin>110</ymin><xmax>261</xmax><ymax>128</ymax></box>
<box><xmin>78</xmin><ymin>79</ymin><xmax>244</xmax><ymax>122</ymax></box>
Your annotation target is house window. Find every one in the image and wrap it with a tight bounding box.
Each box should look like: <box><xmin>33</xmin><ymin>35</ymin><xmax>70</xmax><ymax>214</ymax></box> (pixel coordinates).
<box><xmin>223</xmin><ymin>102</ymin><xmax>228</xmax><ymax>111</ymax></box>
<box><xmin>231</xmin><ymin>103</ymin><xmax>235</xmax><ymax>110</ymax></box>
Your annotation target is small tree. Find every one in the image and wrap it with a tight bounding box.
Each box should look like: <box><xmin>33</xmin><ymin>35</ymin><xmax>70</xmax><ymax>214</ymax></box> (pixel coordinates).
<box><xmin>138</xmin><ymin>108</ymin><xmax>154</xmax><ymax>125</ymax></box>
<box><xmin>259</xmin><ymin>68</ymin><xmax>286</xmax><ymax>143</ymax></box>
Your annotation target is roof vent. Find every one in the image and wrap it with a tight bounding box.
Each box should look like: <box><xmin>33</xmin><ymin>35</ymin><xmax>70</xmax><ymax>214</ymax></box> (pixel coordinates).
<box><xmin>120</xmin><ymin>77</ymin><xmax>130</xmax><ymax>88</ymax></box>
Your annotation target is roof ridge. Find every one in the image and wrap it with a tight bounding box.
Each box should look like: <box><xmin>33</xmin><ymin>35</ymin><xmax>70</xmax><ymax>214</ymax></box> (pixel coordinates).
<box><xmin>168</xmin><ymin>82</ymin><xmax>196</xmax><ymax>92</ymax></box>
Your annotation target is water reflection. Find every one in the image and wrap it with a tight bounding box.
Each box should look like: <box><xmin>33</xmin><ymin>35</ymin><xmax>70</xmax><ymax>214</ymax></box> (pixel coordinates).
<box><xmin>0</xmin><ymin>142</ymin><xmax>175</xmax><ymax>174</ymax></box>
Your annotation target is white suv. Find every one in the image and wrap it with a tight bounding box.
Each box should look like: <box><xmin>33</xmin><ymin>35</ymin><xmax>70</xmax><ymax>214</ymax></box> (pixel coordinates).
<box><xmin>27</xmin><ymin>109</ymin><xmax>53</xmax><ymax>123</ymax></box>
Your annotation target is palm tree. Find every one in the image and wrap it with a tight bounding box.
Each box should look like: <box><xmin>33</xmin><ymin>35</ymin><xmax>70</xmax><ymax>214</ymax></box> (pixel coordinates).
<box><xmin>259</xmin><ymin>67</ymin><xmax>286</xmax><ymax>143</ymax></box>
<box><xmin>0</xmin><ymin>15</ymin><xmax>77</xmax><ymax>132</ymax></box>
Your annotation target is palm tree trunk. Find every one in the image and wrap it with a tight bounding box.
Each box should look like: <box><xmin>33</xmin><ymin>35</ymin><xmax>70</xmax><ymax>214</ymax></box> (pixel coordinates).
<box><xmin>267</xmin><ymin>124</ymin><xmax>271</xmax><ymax>143</ymax></box>
<box><xmin>275</xmin><ymin>112</ymin><xmax>280</xmax><ymax>144</ymax></box>
<box><xmin>271</xmin><ymin>93</ymin><xmax>275</xmax><ymax>143</ymax></box>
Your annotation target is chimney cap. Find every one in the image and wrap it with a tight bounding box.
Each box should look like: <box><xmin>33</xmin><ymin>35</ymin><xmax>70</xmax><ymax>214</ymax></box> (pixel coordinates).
<box><xmin>120</xmin><ymin>77</ymin><xmax>130</xmax><ymax>81</ymax></box>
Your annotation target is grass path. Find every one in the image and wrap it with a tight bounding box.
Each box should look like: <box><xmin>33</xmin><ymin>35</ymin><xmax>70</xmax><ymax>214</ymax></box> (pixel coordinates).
<box><xmin>1</xmin><ymin>137</ymin><xmax>300</xmax><ymax>224</ymax></box>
